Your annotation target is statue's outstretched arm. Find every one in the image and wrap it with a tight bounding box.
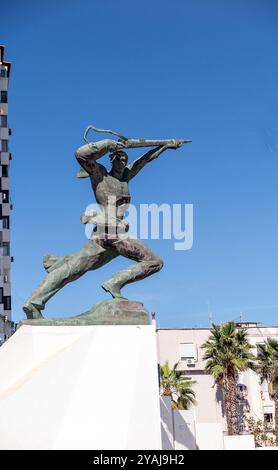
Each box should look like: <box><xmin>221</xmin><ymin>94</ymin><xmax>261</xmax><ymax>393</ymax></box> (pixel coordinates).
<box><xmin>75</xmin><ymin>139</ymin><xmax>125</xmax><ymax>177</ymax></box>
<box><xmin>127</xmin><ymin>141</ymin><xmax>182</xmax><ymax>181</ymax></box>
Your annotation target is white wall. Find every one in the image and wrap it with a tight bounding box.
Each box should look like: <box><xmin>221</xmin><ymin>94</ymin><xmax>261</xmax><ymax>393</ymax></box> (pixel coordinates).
<box><xmin>195</xmin><ymin>423</ymin><xmax>224</xmax><ymax>450</ymax></box>
<box><xmin>0</xmin><ymin>325</ymin><xmax>162</xmax><ymax>450</ymax></box>
<box><xmin>224</xmin><ymin>435</ymin><xmax>255</xmax><ymax>450</ymax></box>
<box><xmin>160</xmin><ymin>398</ymin><xmax>196</xmax><ymax>450</ymax></box>
<box><xmin>173</xmin><ymin>409</ymin><xmax>196</xmax><ymax>450</ymax></box>
<box><xmin>160</xmin><ymin>396</ymin><xmax>174</xmax><ymax>449</ymax></box>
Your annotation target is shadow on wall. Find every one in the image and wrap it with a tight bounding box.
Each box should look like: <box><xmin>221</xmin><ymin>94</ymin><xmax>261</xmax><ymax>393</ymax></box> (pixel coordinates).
<box><xmin>160</xmin><ymin>397</ymin><xmax>173</xmax><ymax>449</ymax></box>
<box><xmin>216</xmin><ymin>382</ymin><xmax>251</xmax><ymax>433</ymax></box>
<box><xmin>215</xmin><ymin>383</ymin><xmax>225</xmax><ymax>417</ymax></box>
<box><xmin>173</xmin><ymin>409</ymin><xmax>198</xmax><ymax>450</ymax></box>
<box><xmin>160</xmin><ymin>396</ymin><xmax>198</xmax><ymax>450</ymax></box>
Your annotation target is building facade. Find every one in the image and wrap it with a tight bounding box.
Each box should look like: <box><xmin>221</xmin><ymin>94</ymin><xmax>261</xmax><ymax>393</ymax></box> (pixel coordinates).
<box><xmin>0</xmin><ymin>46</ymin><xmax>12</xmax><ymax>343</ymax></box>
<box><xmin>156</xmin><ymin>322</ymin><xmax>278</xmax><ymax>439</ymax></box>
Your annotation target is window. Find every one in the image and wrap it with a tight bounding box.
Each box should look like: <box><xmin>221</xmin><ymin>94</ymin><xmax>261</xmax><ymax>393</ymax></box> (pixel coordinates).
<box><xmin>2</xmin><ymin>190</ymin><xmax>9</xmax><ymax>202</ymax></box>
<box><xmin>1</xmin><ymin>140</ymin><xmax>8</xmax><ymax>152</ymax></box>
<box><xmin>264</xmin><ymin>413</ymin><xmax>273</xmax><ymax>424</ymax></box>
<box><xmin>179</xmin><ymin>343</ymin><xmax>197</xmax><ymax>360</ymax></box>
<box><xmin>0</xmin><ymin>91</ymin><xmax>7</xmax><ymax>103</ymax></box>
<box><xmin>2</xmin><ymin>242</ymin><xmax>10</xmax><ymax>256</ymax></box>
<box><xmin>0</xmin><ymin>115</ymin><xmax>7</xmax><ymax>127</ymax></box>
<box><xmin>2</xmin><ymin>165</ymin><xmax>8</xmax><ymax>177</ymax></box>
<box><xmin>237</xmin><ymin>383</ymin><xmax>248</xmax><ymax>400</ymax></box>
<box><xmin>0</xmin><ymin>68</ymin><xmax>7</xmax><ymax>78</ymax></box>
<box><xmin>3</xmin><ymin>296</ymin><xmax>11</xmax><ymax>310</ymax></box>
<box><xmin>2</xmin><ymin>216</ymin><xmax>9</xmax><ymax>229</ymax></box>
<box><xmin>0</xmin><ymin>288</ymin><xmax>3</xmax><ymax>303</ymax></box>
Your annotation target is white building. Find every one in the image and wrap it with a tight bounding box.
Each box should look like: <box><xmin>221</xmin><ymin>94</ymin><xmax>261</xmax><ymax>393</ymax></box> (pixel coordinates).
<box><xmin>156</xmin><ymin>321</ymin><xmax>278</xmax><ymax>449</ymax></box>
<box><xmin>0</xmin><ymin>46</ymin><xmax>13</xmax><ymax>343</ymax></box>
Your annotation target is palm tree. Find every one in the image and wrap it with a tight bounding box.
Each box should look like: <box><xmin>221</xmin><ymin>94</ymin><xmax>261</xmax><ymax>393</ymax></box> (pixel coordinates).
<box><xmin>172</xmin><ymin>383</ymin><xmax>196</xmax><ymax>410</ymax></box>
<box><xmin>201</xmin><ymin>322</ymin><xmax>255</xmax><ymax>435</ymax></box>
<box><xmin>160</xmin><ymin>361</ymin><xmax>196</xmax><ymax>409</ymax></box>
<box><xmin>256</xmin><ymin>338</ymin><xmax>278</xmax><ymax>442</ymax></box>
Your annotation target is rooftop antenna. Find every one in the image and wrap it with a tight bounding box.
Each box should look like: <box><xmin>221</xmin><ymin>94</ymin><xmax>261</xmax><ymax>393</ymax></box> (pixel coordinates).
<box><xmin>208</xmin><ymin>300</ymin><xmax>213</xmax><ymax>325</ymax></box>
<box><xmin>240</xmin><ymin>311</ymin><xmax>243</xmax><ymax>323</ymax></box>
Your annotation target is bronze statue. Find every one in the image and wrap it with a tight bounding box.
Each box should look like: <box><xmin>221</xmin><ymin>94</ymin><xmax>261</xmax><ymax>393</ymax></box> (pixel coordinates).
<box><xmin>23</xmin><ymin>126</ymin><xmax>191</xmax><ymax>320</ymax></box>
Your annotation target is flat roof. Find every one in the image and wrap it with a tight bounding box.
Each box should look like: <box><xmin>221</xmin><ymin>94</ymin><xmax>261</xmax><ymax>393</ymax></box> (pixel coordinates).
<box><xmin>157</xmin><ymin>325</ymin><xmax>278</xmax><ymax>331</ymax></box>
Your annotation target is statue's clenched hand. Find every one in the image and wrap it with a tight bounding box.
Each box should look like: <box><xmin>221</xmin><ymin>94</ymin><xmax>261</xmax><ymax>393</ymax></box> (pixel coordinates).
<box><xmin>164</xmin><ymin>140</ymin><xmax>183</xmax><ymax>149</ymax></box>
<box><xmin>107</xmin><ymin>140</ymin><xmax>127</xmax><ymax>152</ymax></box>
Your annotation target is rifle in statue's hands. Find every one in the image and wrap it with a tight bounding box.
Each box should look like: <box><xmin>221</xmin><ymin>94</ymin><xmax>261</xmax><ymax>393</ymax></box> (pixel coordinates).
<box><xmin>76</xmin><ymin>125</ymin><xmax>192</xmax><ymax>178</ymax></box>
<box><xmin>83</xmin><ymin>124</ymin><xmax>192</xmax><ymax>149</ymax></box>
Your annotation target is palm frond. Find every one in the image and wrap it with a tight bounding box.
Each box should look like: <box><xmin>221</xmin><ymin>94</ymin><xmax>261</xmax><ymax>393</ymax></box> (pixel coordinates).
<box><xmin>160</xmin><ymin>361</ymin><xmax>196</xmax><ymax>409</ymax></box>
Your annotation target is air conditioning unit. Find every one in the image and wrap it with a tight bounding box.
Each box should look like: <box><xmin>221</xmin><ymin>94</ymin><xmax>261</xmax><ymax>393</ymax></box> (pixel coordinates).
<box><xmin>186</xmin><ymin>358</ymin><xmax>195</xmax><ymax>365</ymax></box>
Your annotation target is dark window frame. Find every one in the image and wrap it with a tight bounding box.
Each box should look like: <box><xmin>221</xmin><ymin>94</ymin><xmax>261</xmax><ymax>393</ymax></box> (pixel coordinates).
<box><xmin>3</xmin><ymin>296</ymin><xmax>11</xmax><ymax>310</ymax></box>
<box><xmin>1</xmin><ymin>140</ymin><xmax>8</xmax><ymax>152</ymax></box>
<box><xmin>0</xmin><ymin>115</ymin><xmax>7</xmax><ymax>127</ymax></box>
<box><xmin>2</xmin><ymin>216</ymin><xmax>9</xmax><ymax>229</ymax></box>
<box><xmin>0</xmin><ymin>68</ymin><xmax>7</xmax><ymax>78</ymax></box>
<box><xmin>2</xmin><ymin>165</ymin><xmax>8</xmax><ymax>177</ymax></box>
<box><xmin>2</xmin><ymin>242</ymin><xmax>10</xmax><ymax>256</ymax></box>
<box><xmin>264</xmin><ymin>413</ymin><xmax>273</xmax><ymax>424</ymax></box>
<box><xmin>0</xmin><ymin>91</ymin><xmax>7</xmax><ymax>103</ymax></box>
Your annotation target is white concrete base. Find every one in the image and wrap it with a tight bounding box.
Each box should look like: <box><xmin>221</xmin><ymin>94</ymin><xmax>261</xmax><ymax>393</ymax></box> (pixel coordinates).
<box><xmin>224</xmin><ymin>434</ymin><xmax>255</xmax><ymax>450</ymax></box>
<box><xmin>173</xmin><ymin>409</ymin><xmax>196</xmax><ymax>450</ymax></box>
<box><xmin>160</xmin><ymin>397</ymin><xmax>196</xmax><ymax>450</ymax></box>
<box><xmin>255</xmin><ymin>446</ymin><xmax>278</xmax><ymax>450</ymax></box>
<box><xmin>160</xmin><ymin>396</ymin><xmax>174</xmax><ymax>449</ymax></box>
<box><xmin>0</xmin><ymin>325</ymin><xmax>162</xmax><ymax>450</ymax></box>
<box><xmin>195</xmin><ymin>423</ymin><xmax>224</xmax><ymax>450</ymax></box>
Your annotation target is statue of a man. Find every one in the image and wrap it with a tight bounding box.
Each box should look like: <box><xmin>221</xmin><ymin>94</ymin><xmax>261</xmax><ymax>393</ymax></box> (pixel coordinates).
<box><xmin>23</xmin><ymin>136</ymin><xmax>184</xmax><ymax>319</ymax></box>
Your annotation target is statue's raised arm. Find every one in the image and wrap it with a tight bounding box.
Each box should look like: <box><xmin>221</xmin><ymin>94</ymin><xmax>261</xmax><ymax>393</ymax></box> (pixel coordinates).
<box><xmin>126</xmin><ymin>140</ymin><xmax>186</xmax><ymax>181</ymax></box>
<box><xmin>75</xmin><ymin>138</ymin><xmax>125</xmax><ymax>178</ymax></box>
<box><xmin>76</xmin><ymin>124</ymin><xmax>192</xmax><ymax>178</ymax></box>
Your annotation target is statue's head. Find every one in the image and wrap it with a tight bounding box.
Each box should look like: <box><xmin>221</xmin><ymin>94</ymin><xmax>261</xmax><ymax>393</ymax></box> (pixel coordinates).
<box><xmin>110</xmin><ymin>150</ymin><xmax>128</xmax><ymax>174</ymax></box>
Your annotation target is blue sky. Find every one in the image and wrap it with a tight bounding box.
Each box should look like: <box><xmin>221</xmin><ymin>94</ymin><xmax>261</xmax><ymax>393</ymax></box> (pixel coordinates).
<box><xmin>2</xmin><ymin>0</ymin><xmax>278</xmax><ymax>327</ymax></box>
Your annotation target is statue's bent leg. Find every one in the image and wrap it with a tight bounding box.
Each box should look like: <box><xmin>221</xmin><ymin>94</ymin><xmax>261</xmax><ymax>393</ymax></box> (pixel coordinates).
<box><xmin>23</xmin><ymin>240</ymin><xmax>118</xmax><ymax>319</ymax></box>
<box><xmin>102</xmin><ymin>236</ymin><xmax>164</xmax><ymax>299</ymax></box>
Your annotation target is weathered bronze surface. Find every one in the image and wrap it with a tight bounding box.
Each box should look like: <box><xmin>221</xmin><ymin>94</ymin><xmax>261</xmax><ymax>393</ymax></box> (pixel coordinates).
<box><xmin>22</xmin><ymin>125</ymin><xmax>190</xmax><ymax>324</ymax></box>
<box><xmin>19</xmin><ymin>299</ymin><xmax>149</xmax><ymax>327</ymax></box>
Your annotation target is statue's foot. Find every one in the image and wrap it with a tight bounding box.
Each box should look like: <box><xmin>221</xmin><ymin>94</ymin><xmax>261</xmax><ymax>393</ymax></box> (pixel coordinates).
<box><xmin>23</xmin><ymin>302</ymin><xmax>44</xmax><ymax>320</ymax></box>
<box><xmin>102</xmin><ymin>282</ymin><xmax>127</xmax><ymax>300</ymax></box>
